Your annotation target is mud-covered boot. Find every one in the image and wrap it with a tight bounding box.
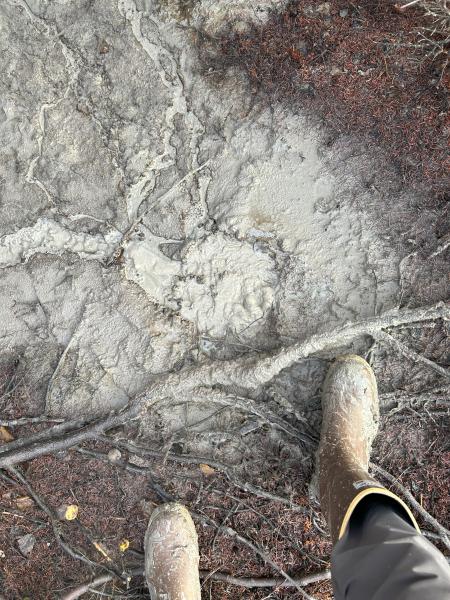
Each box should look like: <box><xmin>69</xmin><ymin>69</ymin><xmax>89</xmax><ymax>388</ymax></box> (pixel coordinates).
<box><xmin>317</xmin><ymin>354</ymin><xmax>418</xmax><ymax>543</ymax></box>
<box><xmin>145</xmin><ymin>502</ymin><xmax>201</xmax><ymax>600</ymax></box>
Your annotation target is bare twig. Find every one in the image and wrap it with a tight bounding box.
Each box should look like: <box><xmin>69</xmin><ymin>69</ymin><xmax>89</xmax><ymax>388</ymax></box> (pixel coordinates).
<box><xmin>0</xmin><ymin>303</ymin><xmax>447</xmax><ymax>468</ymax></box>
<box><xmin>370</xmin><ymin>463</ymin><xmax>450</xmax><ymax>550</ymax></box>
<box><xmin>0</xmin><ymin>406</ymin><xmax>139</xmax><ymax>468</ymax></box>
<box><xmin>190</xmin><ymin>388</ymin><xmax>315</xmax><ymax>445</ymax></box>
<box><xmin>0</xmin><ymin>504</ymin><xmax>47</xmax><ymax>526</ymax></box>
<box><xmin>211</xmin><ymin>488</ymin><xmax>327</xmax><ymax>566</ymax></box>
<box><xmin>194</xmin><ymin>512</ymin><xmax>319</xmax><ymax>600</ymax></box>
<box><xmin>61</xmin><ymin>567</ymin><xmax>144</xmax><ymax>600</ymax></box>
<box><xmin>99</xmin><ymin>438</ymin><xmax>309</xmax><ymax>513</ymax></box>
<box><xmin>61</xmin><ymin>567</ymin><xmax>330</xmax><ymax>599</ymax></box>
<box><xmin>397</xmin><ymin>0</ymin><xmax>423</xmax><ymax>10</ymax></box>
<box><xmin>376</xmin><ymin>330</ymin><xmax>450</xmax><ymax>380</ymax></box>
<box><xmin>7</xmin><ymin>466</ymin><xmax>126</xmax><ymax>579</ymax></box>
<box><xmin>0</xmin><ymin>415</ymin><xmax>64</xmax><ymax>427</ymax></box>
<box><xmin>0</xmin><ymin>418</ymin><xmax>88</xmax><ymax>456</ymax></box>
<box><xmin>200</xmin><ymin>568</ymin><xmax>331</xmax><ymax>588</ymax></box>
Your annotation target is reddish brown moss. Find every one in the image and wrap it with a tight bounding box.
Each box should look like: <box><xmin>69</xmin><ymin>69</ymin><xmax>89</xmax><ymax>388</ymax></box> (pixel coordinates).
<box><xmin>204</xmin><ymin>0</ymin><xmax>449</xmax><ymax>194</ymax></box>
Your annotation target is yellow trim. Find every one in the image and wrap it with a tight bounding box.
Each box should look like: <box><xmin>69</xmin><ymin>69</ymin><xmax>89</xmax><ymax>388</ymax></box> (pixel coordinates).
<box><xmin>338</xmin><ymin>487</ymin><xmax>421</xmax><ymax>540</ymax></box>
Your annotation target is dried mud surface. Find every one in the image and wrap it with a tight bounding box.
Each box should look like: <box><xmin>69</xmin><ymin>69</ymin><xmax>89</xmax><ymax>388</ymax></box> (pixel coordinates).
<box><xmin>0</xmin><ymin>0</ymin><xmax>448</xmax><ymax>598</ymax></box>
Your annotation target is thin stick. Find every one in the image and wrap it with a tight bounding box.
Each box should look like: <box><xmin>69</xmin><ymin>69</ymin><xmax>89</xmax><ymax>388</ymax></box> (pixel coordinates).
<box><xmin>397</xmin><ymin>0</ymin><xmax>422</xmax><ymax>9</ymax></box>
<box><xmin>0</xmin><ymin>418</ymin><xmax>88</xmax><ymax>456</ymax></box>
<box><xmin>200</xmin><ymin>569</ymin><xmax>331</xmax><ymax>588</ymax></box>
<box><xmin>0</xmin><ymin>303</ymin><xmax>447</xmax><ymax>468</ymax></box>
<box><xmin>370</xmin><ymin>463</ymin><xmax>450</xmax><ymax>550</ymax></box>
<box><xmin>61</xmin><ymin>567</ymin><xmax>330</xmax><ymax>599</ymax></box>
<box><xmin>376</xmin><ymin>330</ymin><xmax>450</xmax><ymax>380</ymax></box>
<box><xmin>211</xmin><ymin>488</ymin><xmax>327</xmax><ymax>566</ymax></box>
<box><xmin>191</xmin><ymin>388</ymin><xmax>315</xmax><ymax>445</ymax></box>
<box><xmin>194</xmin><ymin>512</ymin><xmax>318</xmax><ymax>600</ymax></box>
<box><xmin>61</xmin><ymin>567</ymin><xmax>144</xmax><ymax>600</ymax></box>
<box><xmin>0</xmin><ymin>406</ymin><xmax>139</xmax><ymax>468</ymax></box>
<box><xmin>98</xmin><ymin>438</ymin><xmax>309</xmax><ymax>513</ymax></box>
<box><xmin>7</xmin><ymin>467</ymin><xmax>125</xmax><ymax>579</ymax></box>
<box><xmin>0</xmin><ymin>415</ymin><xmax>64</xmax><ymax>427</ymax></box>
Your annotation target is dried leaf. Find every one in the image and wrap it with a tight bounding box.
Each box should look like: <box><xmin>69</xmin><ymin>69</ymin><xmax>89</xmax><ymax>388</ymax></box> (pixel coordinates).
<box><xmin>64</xmin><ymin>504</ymin><xmax>79</xmax><ymax>520</ymax></box>
<box><xmin>119</xmin><ymin>538</ymin><xmax>130</xmax><ymax>552</ymax></box>
<box><xmin>0</xmin><ymin>427</ymin><xmax>14</xmax><ymax>443</ymax></box>
<box><xmin>199</xmin><ymin>463</ymin><xmax>215</xmax><ymax>476</ymax></box>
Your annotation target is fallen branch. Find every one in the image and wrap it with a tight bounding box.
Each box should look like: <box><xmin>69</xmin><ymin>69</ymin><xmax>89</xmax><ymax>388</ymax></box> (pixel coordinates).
<box><xmin>0</xmin><ymin>418</ymin><xmax>88</xmax><ymax>456</ymax></box>
<box><xmin>200</xmin><ymin>568</ymin><xmax>331</xmax><ymax>588</ymax></box>
<box><xmin>0</xmin><ymin>415</ymin><xmax>64</xmax><ymax>427</ymax></box>
<box><xmin>0</xmin><ymin>303</ymin><xmax>447</xmax><ymax>468</ymax></box>
<box><xmin>0</xmin><ymin>406</ymin><xmax>139</xmax><ymax>468</ymax></box>
<box><xmin>376</xmin><ymin>330</ymin><xmax>450</xmax><ymax>380</ymax></box>
<box><xmin>99</xmin><ymin>437</ymin><xmax>310</xmax><ymax>513</ymax></box>
<box><xmin>140</xmin><ymin>303</ymin><xmax>449</xmax><ymax>409</ymax></box>
<box><xmin>61</xmin><ymin>567</ymin><xmax>330</xmax><ymax>599</ymax></box>
<box><xmin>370</xmin><ymin>462</ymin><xmax>450</xmax><ymax>551</ymax></box>
<box><xmin>7</xmin><ymin>466</ymin><xmax>125</xmax><ymax>580</ymax></box>
<box><xmin>61</xmin><ymin>567</ymin><xmax>144</xmax><ymax>600</ymax></box>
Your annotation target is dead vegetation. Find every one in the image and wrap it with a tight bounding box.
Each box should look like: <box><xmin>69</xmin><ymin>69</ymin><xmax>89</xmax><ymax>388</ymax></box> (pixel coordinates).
<box><xmin>0</xmin><ymin>3</ymin><xmax>449</xmax><ymax>598</ymax></box>
<box><xmin>403</xmin><ymin>1</ymin><xmax>450</xmax><ymax>70</ymax></box>
<box><xmin>0</xmin><ymin>304</ymin><xmax>448</xmax><ymax>599</ymax></box>
<box><xmin>199</xmin><ymin>0</ymin><xmax>449</xmax><ymax>195</ymax></box>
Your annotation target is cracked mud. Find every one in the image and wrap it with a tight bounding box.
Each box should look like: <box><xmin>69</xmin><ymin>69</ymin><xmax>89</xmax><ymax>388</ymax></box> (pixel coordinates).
<box><xmin>0</xmin><ymin>0</ymin><xmax>445</xmax><ymax>446</ymax></box>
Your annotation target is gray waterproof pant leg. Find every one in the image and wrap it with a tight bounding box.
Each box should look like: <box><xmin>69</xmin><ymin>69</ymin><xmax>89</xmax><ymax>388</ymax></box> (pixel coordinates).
<box><xmin>331</xmin><ymin>496</ymin><xmax>450</xmax><ymax>599</ymax></box>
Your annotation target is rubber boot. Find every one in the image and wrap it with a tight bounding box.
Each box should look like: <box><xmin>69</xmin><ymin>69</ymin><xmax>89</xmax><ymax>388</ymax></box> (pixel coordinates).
<box><xmin>144</xmin><ymin>502</ymin><xmax>201</xmax><ymax>600</ymax></box>
<box><xmin>316</xmin><ymin>354</ymin><xmax>419</xmax><ymax>543</ymax></box>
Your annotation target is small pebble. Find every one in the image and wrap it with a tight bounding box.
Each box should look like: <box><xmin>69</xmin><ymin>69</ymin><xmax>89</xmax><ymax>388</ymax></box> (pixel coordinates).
<box><xmin>17</xmin><ymin>534</ymin><xmax>35</xmax><ymax>558</ymax></box>
<box><xmin>316</xmin><ymin>2</ymin><xmax>331</xmax><ymax>15</ymax></box>
<box><xmin>107</xmin><ymin>448</ymin><xmax>122</xmax><ymax>462</ymax></box>
<box><xmin>339</xmin><ymin>8</ymin><xmax>349</xmax><ymax>17</ymax></box>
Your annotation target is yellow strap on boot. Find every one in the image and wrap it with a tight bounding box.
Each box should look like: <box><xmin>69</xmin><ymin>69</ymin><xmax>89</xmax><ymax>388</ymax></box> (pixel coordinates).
<box><xmin>339</xmin><ymin>487</ymin><xmax>421</xmax><ymax>540</ymax></box>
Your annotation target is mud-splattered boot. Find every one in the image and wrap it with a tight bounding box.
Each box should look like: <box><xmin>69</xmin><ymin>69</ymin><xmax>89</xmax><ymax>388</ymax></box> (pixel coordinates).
<box><xmin>317</xmin><ymin>354</ymin><xmax>418</xmax><ymax>543</ymax></box>
<box><xmin>145</xmin><ymin>502</ymin><xmax>201</xmax><ymax>600</ymax></box>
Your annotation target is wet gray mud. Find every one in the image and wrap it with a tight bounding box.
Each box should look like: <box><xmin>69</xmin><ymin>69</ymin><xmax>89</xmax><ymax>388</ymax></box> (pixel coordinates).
<box><xmin>0</xmin><ymin>0</ymin><xmax>447</xmax><ymax>469</ymax></box>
